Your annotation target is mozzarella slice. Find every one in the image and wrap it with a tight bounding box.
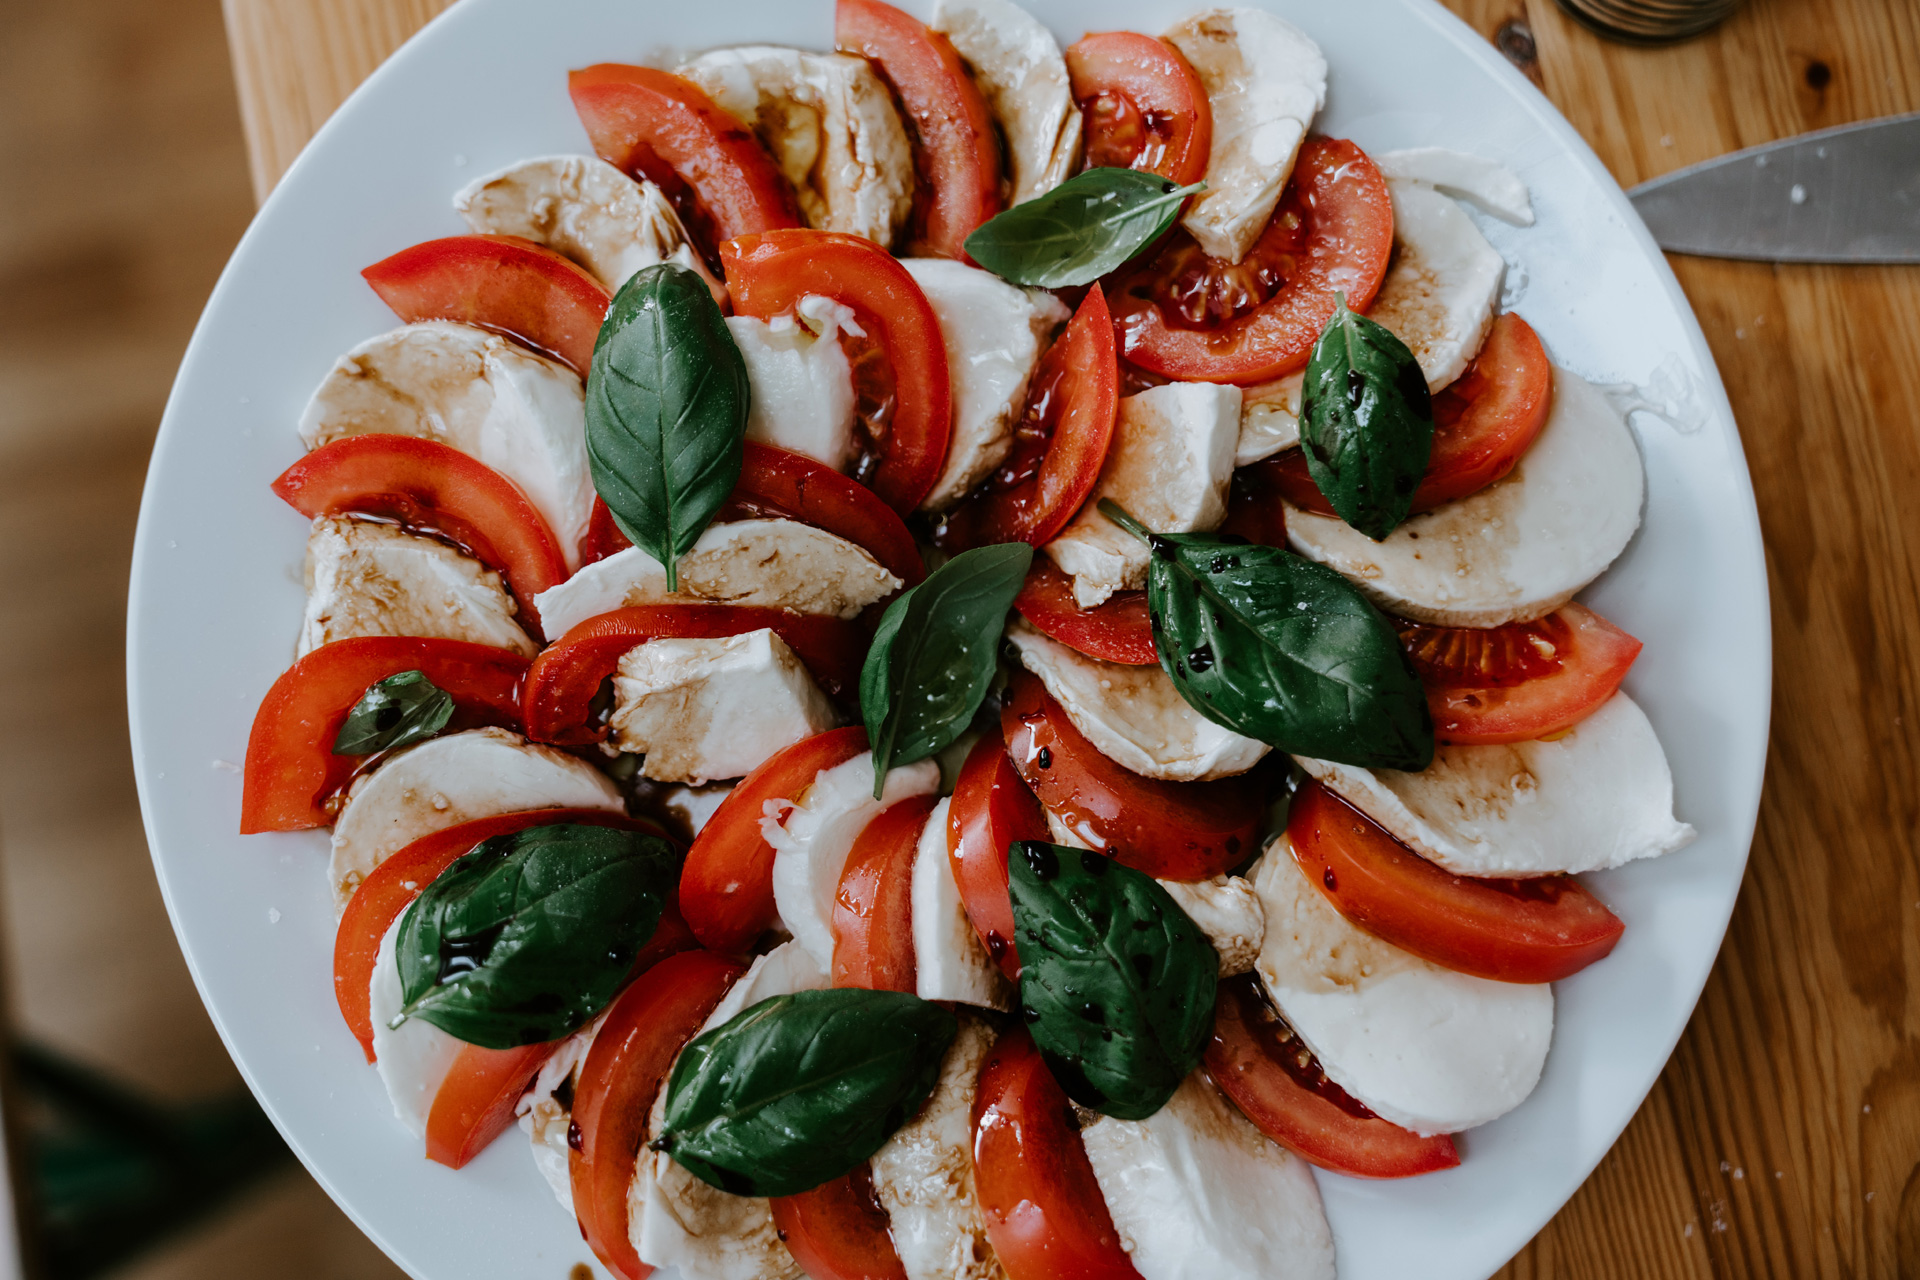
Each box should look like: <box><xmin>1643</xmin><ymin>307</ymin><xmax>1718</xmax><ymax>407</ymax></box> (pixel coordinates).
<box><xmin>328</xmin><ymin>727</ymin><xmax>623</xmax><ymax>907</ymax></box>
<box><xmin>1366</xmin><ymin>179</ymin><xmax>1505</xmax><ymax>391</ymax></box>
<box><xmin>1164</xmin><ymin>9</ymin><xmax>1327</xmax><ymax>263</ymax></box>
<box><xmin>453</xmin><ymin>154</ymin><xmax>719</xmax><ymax>294</ymax></box>
<box><xmin>300</xmin><ymin>516</ymin><xmax>535</xmax><ymax>658</ymax></box>
<box><xmin>1235</xmin><ymin>371</ymin><xmax>1303</xmax><ymax>466</ymax></box>
<box><xmin>1375</xmin><ymin>147</ymin><xmax>1534</xmax><ymax>226</ymax></box>
<box><xmin>1249</xmin><ymin>841</ymin><xmax>1552</xmax><ymax>1134</ymax></box>
<box><xmin>680</xmin><ymin>46</ymin><xmax>913</xmax><ymax>247</ymax></box>
<box><xmin>728</xmin><ymin>298</ymin><xmax>860</xmax><ymax>472</ymax></box>
<box><xmin>519</xmin><ymin>1015</ymin><xmax>603</xmax><ymax>1212</ymax></box>
<box><xmin>1046</xmin><ymin>382</ymin><xmax>1242</xmax><ymax>608</ymax></box>
<box><xmin>1079</xmin><ymin>1073</ymin><xmax>1334</xmax><ymax>1280</ymax></box>
<box><xmin>903</xmin><ymin>258</ymin><xmax>1070</xmax><ymax>511</ymax></box>
<box><xmin>765</xmin><ymin>751</ymin><xmax>942</xmax><ymax>968</ymax></box>
<box><xmin>610</xmin><ymin>629</ymin><xmax>840</xmax><ymax>786</ymax></box>
<box><xmin>659</xmin><ymin>782</ymin><xmax>737</xmax><ymax>838</ymax></box>
<box><xmin>631</xmin><ymin>942</ymin><xmax>825</xmax><ymax>1280</ymax></box>
<box><xmin>1296</xmin><ymin>691</ymin><xmax>1694</xmax><ymax>876</ymax></box>
<box><xmin>298</xmin><ymin>321</ymin><xmax>593</xmax><ymax>570</ymax></box>
<box><xmin>1285</xmin><ymin>366</ymin><xmax>1645</xmax><ymax>628</ymax></box>
<box><xmin>932</xmin><ymin>0</ymin><xmax>1082</xmax><ymax>204</ymax></box>
<box><xmin>870</xmin><ymin>1016</ymin><xmax>1003</xmax><ymax>1280</ymax></box>
<box><xmin>367</xmin><ymin>917</ymin><xmax>465</xmax><ymax>1138</ymax></box>
<box><xmin>533</xmin><ymin>519</ymin><xmax>902</xmax><ymax>638</ymax></box>
<box><xmin>1007</xmin><ymin>620</ymin><xmax>1269</xmax><ymax>782</ymax></box>
<box><xmin>912</xmin><ymin>797</ymin><xmax>1012</xmax><ymax>1009</ymax></box>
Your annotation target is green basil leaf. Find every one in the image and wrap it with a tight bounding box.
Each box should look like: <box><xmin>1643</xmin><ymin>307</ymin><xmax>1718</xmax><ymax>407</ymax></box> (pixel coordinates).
<box><xmin>586</xmin><ymin>262</ymin><xmax>749</xmax><ymax>592</ymax></box>
<box><xmin>963</xmin><ymin>168</ymin><xmax>1204</xmax><ymax>288</ymax></box>
<box><xmin>1102</xmin><ymin>500</ymin><xmax>1434</xmax><ymax>771</ymax></box>
<box><xmin>860</xmin><ymin>542</ymin><xmax>1032</xmax><ymax>798</ymax></box>
<box><xmin>654</xmin><ymin>989</ymin><xmax>957</xmax><ymax>1197</ymax></box>
<box><xmin>1298</xmin><ymin>296</ymin><xmax>1435</xmax><ymax>540</ymax></box>
<box><xmin>1009</xmin><ymin>842</ymin><xmax>1216</xmax><ymax>1120</ymax></box>
<box><xmin>394</xmin><ymin>823</ymin><xmax>678</xmax><ymax>1049</ymax></box>
<box><xmin>331</xmin><ymin>670</ymin><xmax>453</xmax><ymax>755</ymax></box>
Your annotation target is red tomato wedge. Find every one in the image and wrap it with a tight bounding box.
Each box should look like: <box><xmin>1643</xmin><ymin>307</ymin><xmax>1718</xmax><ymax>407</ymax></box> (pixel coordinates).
<box><xmin>569</xmin><ymin>64</ymin><xmax>801</xmax><ymax>258</ymax></box>
<box><xmin>1289</xmin><ymin>780</ymin><xmax>1625</xmax><ymax>983</ymax></box>
<box><xmin>973</xmin><ymin>1029</ymin><xmax>1143</xmax><ymax>1280</ymax></box>
<box><xmin>571</xmin><ymin>949</ymin><xmax>746</xmax><ymax>1280</ymax></box>
<box><xmin>1206</xmin><ymin>973</ymin><xmax>1459</xmax><ymax>1179</ymax></box>
<box><xmin>947</xmin><ymin>734</ymin><xmax>1048</xmax><ymax>980</ymax></box>
<box><xmin>1218</xmin><ymin>458</ymin><xmax>1291</xmax><ymax>549</ymax></box>
<box><xmin>522</xmin><ymin>605</ymin><xmax>866</xmax><ymax>746</ymax></box>
<box><xmin>1013</xmin><ymin>560</ymin><xmax>1155</xmax><ymax>666</ymax></box>
<box><xmin>833</xmin><ymin>794</ymin><xmax>937</xmax><ymax>992</ymax></box>
<box><xmin>1398</xmin><ymin>603</ymin><xmax>1643</xmax><ymax>745</ymax></box>
<box><xmin>1111</xmin><ymin>138</ymin><xmax>1395</xmax><ymax>385</ymax></box>
<box><xmin>1269</xmin><ymin>311</ymin><xmax>1555</xmax><ymax>516</ymax></box>
<box><xmin>271</xmin><ymin>433</ymin><xmax>569</xmax><ymax>638</ymax></box>
<box><xmin>722</xmin><ymin>230</ymin><xmax>953</xmax><ymax>514</ymax></box>
<box><xmin>1064</xmin><ymin>33</ymin><xmax>1213</xmax><ymax>186</ymax></box>
<box><xmin>241</xmin><ymin>637</ymin><xmax>527</xmax><ymax>833</ymax></box>
<box><xmin>836</xmin><ymin>0</ymin><xmax>1002</xmax><ymax>259</ymax></box>
<box><xmin>1001</xmin><ymin>671</ymin><xmax>1261</xmax><ymax>881</ymax></box>
<box><xmin>361</xmin><ymin>234</ymin><xmax>612</xmax><ymax>376</ymax></box>
<box><xmin>682</xmin><ymin>727</ymin><xmax>872</xmax><ymax>954</ymax></box>
<box><xmin>580</xmin><ymin>443</ymin><xmax>925</xmax><ymax>590</ymax></box>
<box><xmin>770</xmin><ymin>1165</ymin><xmax>908</xmax><ymax>1280</ymax></box>
<box><xmin>935</xmin><ymin>286</ymin><xmax>1120</xmax><ymax>550</ymax></box>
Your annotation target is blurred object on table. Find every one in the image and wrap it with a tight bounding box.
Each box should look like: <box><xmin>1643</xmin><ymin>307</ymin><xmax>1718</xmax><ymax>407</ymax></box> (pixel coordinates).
<box><xmin>1555</xmin><ymin>0</ymin><xmax>1738</xmax><ymax>43</ymax></box>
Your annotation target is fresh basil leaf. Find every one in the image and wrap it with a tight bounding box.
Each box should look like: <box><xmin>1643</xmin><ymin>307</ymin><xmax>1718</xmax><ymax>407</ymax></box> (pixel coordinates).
<box><xmin>394</xmin><ymin>823</ymin><xmax>678</xmax><ymax>1049</ymax></box>
<box><xmin>860</xmin><ymin>542</ymin><xmax>1032</xmax><ymax>798</ymax></box>
<box><xmin>586</xmin><ymin>262</ymin><xmax>749</xmax><ymax>592</ymax></box>
<box><xmin>1298</xmin><ymin>296</ymin><xmax>1435</xmax><ymax>540</ymax></box>
<box><xmin>654</xmin><ymin>989</ymin><xmax>957</xmax><ymax>1197</ymax></box>
<box><xmin>331</xmin><ymin>670</ymin><xmax>453</xmax><ymax>755</ymax></box>
<box><xmin>1008</xmin><ymin>842</ymin><xmax>1215</xmax><ymax>1120</ymax></box>
<box><xmin>963</xmin><ymin>168</ymin><xmax>1204</xmax><ymax>288</ymax></box>
<box><xmin>1102</xmin><ymin>501</ymin><xmax>1434</xmax><ymax>771</ymax></box>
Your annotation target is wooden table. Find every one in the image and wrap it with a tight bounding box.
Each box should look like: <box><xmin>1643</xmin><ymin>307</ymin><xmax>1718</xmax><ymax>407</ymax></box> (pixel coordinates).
<box><xmin>220</xmin><ymin>0</ymin><xmax>1920</xmax><ymax>1273</ymax></box>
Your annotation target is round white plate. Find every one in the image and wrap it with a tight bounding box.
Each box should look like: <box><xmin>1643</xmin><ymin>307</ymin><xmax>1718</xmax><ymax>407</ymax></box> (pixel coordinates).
<box><xmin>128</xmin><ymin>1</ymin><xmax>1769</xmax><ymax>1276</ymax></box>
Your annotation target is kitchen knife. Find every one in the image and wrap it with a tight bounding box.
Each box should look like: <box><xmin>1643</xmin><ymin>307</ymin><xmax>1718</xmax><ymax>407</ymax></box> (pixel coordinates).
<box><xmin>1628</xmin><ymin>112</ymin><xmax>1920</xmax><ymax>263</ymax></box>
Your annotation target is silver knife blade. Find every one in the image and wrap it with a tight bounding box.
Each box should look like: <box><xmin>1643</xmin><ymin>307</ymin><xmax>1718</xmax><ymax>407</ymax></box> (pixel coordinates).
<box><xmin>1627</xmin><ymin>113</ymin><xmax>1920</xmax><ymax>263</ymax></box>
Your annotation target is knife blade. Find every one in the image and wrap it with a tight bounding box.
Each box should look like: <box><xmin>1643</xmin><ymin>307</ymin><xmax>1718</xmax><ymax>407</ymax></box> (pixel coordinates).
<box><xmin>1627</xmin><ymin>113</ymin><xmax>1920</xmax><ymax>263</ymax></box>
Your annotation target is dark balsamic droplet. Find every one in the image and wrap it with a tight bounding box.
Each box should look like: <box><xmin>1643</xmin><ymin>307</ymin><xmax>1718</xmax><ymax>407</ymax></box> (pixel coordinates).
<box><xmin>1187</xmin><ymin>644</ymin><xmax>1214</xmax><ymax>673</ymax></box>
<box><xmin>1036</xmin><ymin>746</ymin><xmax>1052</xmax><ymax>770</ymax></box>
<box><xmin>1347</xmin><ymin>367</ymin><xmax>1368</xmax><ymax>409</ymax></box>
<box><xmin>1022</xmin><ymin>1005</ymin><xmax>1041</xmax><ymax>1024</ymax></box>
<box><xmin>1323</xmin><ymin>867</ymin><xmax>1338</xmax><ymax>892</ymax></box>
<box><xmin>567</xmin><ymin>1121</ymin><xmax>584</xmax><ymax>1152</ymax></box>
<box><xmin>1148</xmin><ymin>534</ymin><xmax>1180</xmax><ymax>560</ymax></box>
<box><xmin>1132</xmin><ymin>952</ymin><xmax>1154</xmax><ymax>983</ymax></box>
<box><xmin>1081</xmin><ymin>852</ymin><xmax>1107</xmax><ymax>876</ymax></box>
<box><xmin>1023</xmin><ymin>843</ymin><xmax>1060</xmax><ymax>881</ymax></box>
<box><xmin>985</xmin><ymin>931</ymin><xmax>1009</xmax><ymax>962</ymax></box>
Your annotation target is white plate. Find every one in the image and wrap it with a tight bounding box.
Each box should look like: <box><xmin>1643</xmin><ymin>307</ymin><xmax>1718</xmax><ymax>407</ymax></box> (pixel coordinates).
<box><xmin>127</xmin><ymin>1</ymin><xmax>1770</xmax><ymax>1276</ymax></box>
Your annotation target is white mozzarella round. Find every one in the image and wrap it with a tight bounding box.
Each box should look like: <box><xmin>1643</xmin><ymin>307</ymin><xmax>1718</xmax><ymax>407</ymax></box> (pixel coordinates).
<box><xmin>1367</xmin><ymin>179</ymin><xmax>1505</xmax><ymax>392</ymax></box>
<box><xmin>367</xmin><ymin>917</ymin><xmax>465</xmax><ymax>1139</ymax></box>
<box><xmin>727</xmin><ymin>300</ymin><xmax>860</xmax><ymax>473</ymax></box>
<box><xmin>1249</xmin><ymin>842</ymin><xmax>1553</xmax><ymax>1135</ymax></box>
<box><xmin>328</xmin><ymin>727</ymin><xmax>622</xmax><ymax>907</ymax></box>
<box><xmin>299</xmin><ymin>516</ymin><xmax>536</xmax><ymax>658</ymax></box>
<box><xmin>518</xmin><ymin>1015</ymin><xmax>603</xmax><ymax>1213</ymax></box>
<box><xmin>912</xmin><ymin>797</ymin><xmax>1012</xmax><ymax>1009</ymax></box>
<box><xmin>932</xmin><ymin>0</ymin><xmax>1082</xmax><ymax>204</ymax></box>
<box><xmin>1375</xmin><ymin>147</ymin><xmax>1535</xmax><ymax>226</ymax></box>
<box><xmin>1285</xmin><ymin>366</ymin><xmax>1646</xmax><ymax>628</ymax></box>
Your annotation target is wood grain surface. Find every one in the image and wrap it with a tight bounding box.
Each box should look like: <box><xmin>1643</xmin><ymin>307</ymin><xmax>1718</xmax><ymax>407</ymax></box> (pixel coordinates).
<box><xmin>219</xmin><ymin>0</ymin><xmax>1920</xmax><ymax>1274</ymax></box>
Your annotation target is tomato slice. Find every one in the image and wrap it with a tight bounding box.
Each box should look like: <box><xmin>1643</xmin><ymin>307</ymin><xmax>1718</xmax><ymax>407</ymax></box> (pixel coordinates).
<box><xmin>1206</xmin><ymin>973</ymin><xmax>1459</xmax><ymax>1179</ymax></box>
<box><xmin>681</xmin><ymin>727</ymin><xmax>872</xmax><ymax>954</ymax></box>
<box><xmin>935</xmin><ymin>286</ymin><xmax>1120</xmax><ymax>550</ymax></box>
<box><xmin>1289</xmin><ymin>779</ymin><xmax>1625</xmax><ymax>983</ymax></box>
<box><xmin>1001</xmin><ymin>671</ymin><xmax>1261</xmax><ymax>881</ymax></box>
<box><xmin>770</xmin><ymin>1165</ymin><xmax>908</xmax><ymax>1280</ymax></box>
<box><xmin>522</xmin><ymin>605</ymin><xmax>866</xmax><ymax>746</ymax></box>
<box><xmin>973</xmin><ymin>1029</ymin><xmax>1143</xmax><ymax>1280</ymax></box>
<box><xmin>361</xmin><ymin>234</ymin><xmax>612</xmax><ymax>376</ymax></box>
<box><xmin>1218</xmin><ymin>459</ymin><xmax>1291</xmax><ymax>549</ymax></box>
<box><xmin>581</xmin><ymin>443</ymin><xmax>926</xmax><ymax>590</ymax></box>
<box><xmin>1064</xmin><ymin>33</ymin><xmax>1212</xmax><ymax>186</ymax></box>
<box><xmin>571</xmin><ymin>949</ymin><xmax>747</xmax><ymax>1280</ymax></box>
<box><xmin>721</xmin><ymin>230</ymin><xmax>952</xmax><ymax>514</ymax></box>
<box><xmin>947</xmin><ymin>734</ymin><xmax>1049</xmax><ymax>980</ymax></box>
<box><xmin>1110</xmin><ymin>138</ymin><xmax>1395</xmax><ymax>385</ymax></box>
<box><xmin>835</xmin><ymin>0</ymin><xmax>1001</xmax><ymax>260</ymax></box>
<box><xmin>569</xmin><ymin>64</ymin><xmax>801</xmax><ymax>259</ymax></box>
<box><xmin>1398</xmin><ymin>603</ymin><xmax>1642</xmax><ymax>745</ymax></box>
<box><xmin>832</xmin><ymin>794</ymin><xmax>937</xmax><ymax>992</ymax></box>
<box><xmin>1013</xmin><ymin>560</ymin><xmax>1154</xmax><ymax>667</ymax></box>
<box><xmin>241</xmin><ymin>637</ymin><xmax>527</xmax><ymax>833</ymax></box>
<box><xmin>271</xmin><ymin>433</ymin><xmax>570</xmax><ymax>639</ymax></box>
<box><xmin>1268</xmin><ymin>311</ymin><xmax>1555</xmax><ymax>516</ymax></box>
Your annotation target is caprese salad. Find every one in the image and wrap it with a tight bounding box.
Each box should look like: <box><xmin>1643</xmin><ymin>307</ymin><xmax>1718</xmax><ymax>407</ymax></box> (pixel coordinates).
<box><xmin>240</xmin><ymin>2</ymin><xmax>1693</xmax><ymax>1277</ymax></box>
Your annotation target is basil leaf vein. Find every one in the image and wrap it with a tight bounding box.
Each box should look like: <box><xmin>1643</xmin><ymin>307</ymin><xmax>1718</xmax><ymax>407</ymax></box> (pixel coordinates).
<box><xmin>1299</xmin><ymin>295</ymin><xmax>1435</xmax><ymax>540</ymax></box>
<box><xmin>964</xmin><ymin>168</ymin><xmax>1204</xmax><ymax>288</ymax></box>
<box><xmin>586</xmin><ymin>263</ymin><xmax>749</xmax><ymax>592</ymax></box>
<box><xmin>332</xmin><ymin>670</ymin><xmax>453</xmax><ymax>755</ymax></box>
